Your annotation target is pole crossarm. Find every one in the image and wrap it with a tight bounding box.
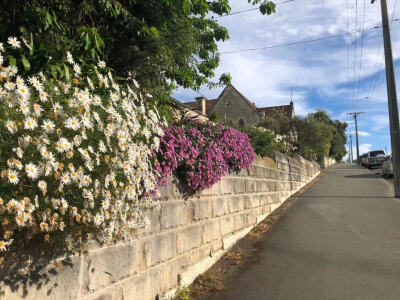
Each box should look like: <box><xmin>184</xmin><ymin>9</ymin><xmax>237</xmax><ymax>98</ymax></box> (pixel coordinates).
<box><xmin>347</xmin><ymin>112</ymin><xmax>364</xmax><ymax>165</ymax></box>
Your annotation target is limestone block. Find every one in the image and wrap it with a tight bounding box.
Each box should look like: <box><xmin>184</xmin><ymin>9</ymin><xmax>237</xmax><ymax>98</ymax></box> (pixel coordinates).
<box><xmin>243</xmin><ymin>194</ymin><xmax>259</xmax><ymax>209</ymax></box>
<box><xmin>191</xmin><ymin>198</ymin><xmax>212</xmax><ymax>221</ymax></box>
<box><xmin>82</xmin><ymin>242</ymin><xmax>138</xmax><ymax>294</ymax></box>
<box><xmin>268</xmin><ymin>181</ymin><xmax>276</xmax><ymax>192</ymax></box>
<box><xmin>138</xmin><ymin>231</ymin><xmax>176</xmax><ymax>270</ymax></box>
<box><xmin>262</xmin><ymin>204</ymin><xmax>272</xmax><ymax>214</ymax></box>
<box><xmin>202</xmin><ymin>220</ymin><xmax>221</xmax><ymax>244</ymax></box>
<box><xmin>186</xmin><ymin>243</ymin><xmax>212</xmax><ymax>265</ymax></box>
<box><xmin>176</xmin><ymin>225</ymin><xmax>202</xmax><ymax>255</ymax></box>
<box><xmin>245</xmin><ymin>179</ymin><xmax>256</xmax><ymax>193</ymax></box>
<box><xmin>238</xmin><ymin>168</ymin><xmax>249</xmax><ymax>176</ymax></box>
<box><xmin>234</xmin><ymin>178</ymin><xmax>246</xmax><ymax>194</ymax></box>
<box><xmin>201</xmin><ymin>181</ymin><xmax>221</xmax><ymax>196</ymax></box>
<box><xmin>220</xmin><ymin>178</ymin><xmax>235</xmax><ymax>195</ymax></box>
<box><xmin>227</xmin><ymin>195</ymin><xmax>244</xmax><ymax>213</ymax></box>
<box><xmin>211</xmin><ymin>239</ymin><xmax>223</xmax><ymax>255</ymax></box>
<box><xmin>212</xmin><ymin>197</ymin><xmax>227</xmax><ymax>217</ymax></box>
<box><xmin>255</xmin><ymin>166</ymin><xmax>265</xmax><ymax>178</ymax></box>
<box><xmin>85</xmin><ymin>289</ymin><xmax>114</xmax><ymax>300</ymax></box>
<box><xmin>160</xmin><ymin>201</ymin><xmax>193</xmax><ymax>229</ymax></box>
<box><xmin>0</xmin><ymin>255</ymin><xmax>82</xmax><ymax>300</ymax></box>
<box><xmin>220</xmin><ymin>215</ymin><xmax>235</xmax><ymax>236</ymax></box>
<box><xmin>138</xmin><ymin>206</ymin><xmax>161</xmax><ymax>235</ymax></box>
<box><xmin>263</xmin><ymin>167</ymin><xmax>271</xmax><ymax>178</ymax></box>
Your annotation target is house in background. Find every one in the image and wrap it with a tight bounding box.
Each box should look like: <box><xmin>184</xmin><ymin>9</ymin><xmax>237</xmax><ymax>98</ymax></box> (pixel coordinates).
<box><xmin>184</xmin><ymin>84</ymin><xmax>295</xmax><ymax>127</ymax></box>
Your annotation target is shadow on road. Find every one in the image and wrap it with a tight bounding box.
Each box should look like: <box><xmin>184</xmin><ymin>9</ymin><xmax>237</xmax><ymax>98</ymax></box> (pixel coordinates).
<box><xmin>345</xmin><ymin>173</ymin><xmax>382</xmax><ymax>179</ymax></box>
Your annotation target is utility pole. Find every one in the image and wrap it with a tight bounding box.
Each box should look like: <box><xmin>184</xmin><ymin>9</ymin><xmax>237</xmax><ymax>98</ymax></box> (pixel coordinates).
<box><xmin>372</xmin><ymin>0</ymin><xmax>400</xmax><ymax>197</ymax></box>
<box><xmin>349</xmin><ymin>134</ymin><xmax>353</xmax><ymax>163</ymax></box>
<box><xmin>347</xmin><ymin>112</ymin><xmax>364</xmax><ymax>165</ymax></box>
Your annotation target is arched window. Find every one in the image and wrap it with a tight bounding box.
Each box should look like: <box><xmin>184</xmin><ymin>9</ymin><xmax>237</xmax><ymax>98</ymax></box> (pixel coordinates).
<box><xmin>238</xmin><ymin>119</ymin><xmax>245</xmax><ymax>127</ymax></box>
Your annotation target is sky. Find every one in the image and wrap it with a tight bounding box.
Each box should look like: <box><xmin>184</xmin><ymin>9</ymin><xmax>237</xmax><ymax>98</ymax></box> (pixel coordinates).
<box><xmin>171</xmin><ymin>0</ymin><xmax>400</xmax><ymax>161</ymax></box>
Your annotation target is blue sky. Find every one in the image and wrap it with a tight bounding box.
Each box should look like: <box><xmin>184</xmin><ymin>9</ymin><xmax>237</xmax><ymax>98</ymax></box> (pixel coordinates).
<box><xmin>172</xmin><ymin>0</ymin><xmax>400</xmax><ymax>160</ymax></box>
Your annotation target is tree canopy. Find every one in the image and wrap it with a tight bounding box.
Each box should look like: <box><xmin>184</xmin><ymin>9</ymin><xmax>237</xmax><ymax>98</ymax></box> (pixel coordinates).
<box><xmin>293</xmin><ymin>110</ymin><xmax>347</xmax><ymax>163</ymax></box>
<box><xmin>0</xmin><ymin>0</ymin><xmax>276</xmax><ymax>98</ymax></box>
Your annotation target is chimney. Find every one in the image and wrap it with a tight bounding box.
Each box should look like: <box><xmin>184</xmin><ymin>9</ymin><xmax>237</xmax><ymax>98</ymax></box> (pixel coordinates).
<box><xmin>195</xmin><ymin>96</ymin><xmax>207</xmax><ymax>115</ymax></box>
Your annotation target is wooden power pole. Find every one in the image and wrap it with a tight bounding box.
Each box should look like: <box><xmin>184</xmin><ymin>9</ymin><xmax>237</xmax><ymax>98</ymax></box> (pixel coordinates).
<box><xmin>347</xmin><ymin>112</ymin><xmax>364</xmax><ymax>165</ymax></box>
<box><xmin>372</xmin><ymin>0</ymin><xmax>400</xmax><ymax>197</ymax></box>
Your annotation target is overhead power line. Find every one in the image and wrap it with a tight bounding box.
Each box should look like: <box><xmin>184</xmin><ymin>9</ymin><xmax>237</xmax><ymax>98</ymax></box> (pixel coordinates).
<box><xmin>220</xmin><ymin>22</ymin><xmax>400</xmax><ymax>54</ymax></box>
<box><xmin>217</xmin><ymin>0</ymin><xmax>295</xmax><ymax>18</ymax></box>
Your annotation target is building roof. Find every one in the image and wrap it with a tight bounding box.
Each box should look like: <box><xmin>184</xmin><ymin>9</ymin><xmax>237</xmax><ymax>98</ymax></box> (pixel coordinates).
<box><xmin>180</xmin><ymin>84</ymin><xmax>294</xmax><ymax>118</ymax></box>
<box><xmin>257</xmin><ymin>103</ymin><xmax>294</xmax><ymax>118</ymax></box>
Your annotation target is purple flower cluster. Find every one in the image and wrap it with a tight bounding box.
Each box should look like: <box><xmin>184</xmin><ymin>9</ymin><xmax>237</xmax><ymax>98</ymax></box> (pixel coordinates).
<box><xmin>155</xmin><ymin>121</ymin><xmax>255</xmax><ymax>192</ymax></box>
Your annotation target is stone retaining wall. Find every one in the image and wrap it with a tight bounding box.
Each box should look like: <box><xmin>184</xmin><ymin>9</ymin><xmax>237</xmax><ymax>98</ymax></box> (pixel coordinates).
<box><xmin>2</xmin><ymin>154</ymin><xmax>320</xmax><ymax>300</ymax></box>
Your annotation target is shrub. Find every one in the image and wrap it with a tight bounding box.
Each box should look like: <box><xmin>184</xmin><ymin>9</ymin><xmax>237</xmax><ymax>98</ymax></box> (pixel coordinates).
<box><xmin>155</xmin><ymin>122</ymin><xmax>254</xmax><ymax>192</ymax></box>
<box><xmin>0</xmin><ymin>38</ymin><xmax>164</xmax><ymax>252</ymax></box>
<box><xmin>242</xmin><ymin>127</ymin><xmax>295</xmax><ymax>158</ymax></box>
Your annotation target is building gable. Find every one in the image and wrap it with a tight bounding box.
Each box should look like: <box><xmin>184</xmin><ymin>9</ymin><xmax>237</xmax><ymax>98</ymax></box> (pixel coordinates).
<box><xmin>211</xmin><ymin>84</ymin><xmax>262</xmax><ymax>126</ymax></box>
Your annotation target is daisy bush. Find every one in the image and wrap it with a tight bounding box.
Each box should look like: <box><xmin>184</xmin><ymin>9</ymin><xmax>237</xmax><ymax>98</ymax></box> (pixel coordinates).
<box><xmin>0</xmin><ymin>37</ymin><xmax>164</xmax><ymax>253</ymax></box>
<box><xmin>155</xmin><ymin>122</ymin><xmax>255</xmax><ymax>192</ymax></box>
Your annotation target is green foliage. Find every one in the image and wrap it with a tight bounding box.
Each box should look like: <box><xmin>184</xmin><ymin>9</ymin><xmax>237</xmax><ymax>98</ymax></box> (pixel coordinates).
<box><xmin>0</xmin><ymin>0</ymin><xmax>274</xmax><ymax>100</ymax></box>
<box><xmin>209</xmin><ymin>111</ymin><xmax>219</xmax><ymax>122</ymax></box>
<box><xmin>293</xmin><ymin>110</ymin><xmax>347</xmax><ymax>163</ymax></box>
<box><xmin>241</xmin><ymin>127</ymin><xmax>293</xmax><ymax>158</ymax></box>
<box><xmin>258</xmin><ymin>109</ymin><xmax>291</xmax><ymax>135</ymax></box>
<box><xmin>174</xmin><ymin>286</ymin><xmax>191</xmax><ymax>300</ymax></box>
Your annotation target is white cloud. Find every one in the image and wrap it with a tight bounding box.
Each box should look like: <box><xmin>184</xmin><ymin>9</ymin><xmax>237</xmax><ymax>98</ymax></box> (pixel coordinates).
<box><xmin>172</xmin><ymin>0</ymin><xmax>399</xmax><ymax>151</ymax></box>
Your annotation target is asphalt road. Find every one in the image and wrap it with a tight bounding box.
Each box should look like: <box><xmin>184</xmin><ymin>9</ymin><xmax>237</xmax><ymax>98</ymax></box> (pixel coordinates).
<box><xmin>206</xmin><ymin>163</ymin><xmax>400</xmax><ymax>300</ymax></box>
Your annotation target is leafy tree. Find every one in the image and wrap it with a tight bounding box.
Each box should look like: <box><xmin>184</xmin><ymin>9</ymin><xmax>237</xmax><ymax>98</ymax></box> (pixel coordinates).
<box><xmin>292</xmin><ymin>110</ymin><xmax>347</xmax><ymax>163</ymax></box>
<box><xmin>0</xmin><ymin>0</ymin><xmax>276</xmax><ymax>99</ymax></box>
<box><xmin>258</xmin><ymin>109</ymin><xmax>292</xmax><ymax>135</ymax></box>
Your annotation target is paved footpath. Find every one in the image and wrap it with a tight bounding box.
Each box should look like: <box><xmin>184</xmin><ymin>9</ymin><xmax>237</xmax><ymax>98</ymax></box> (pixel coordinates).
<box><xmin>206</xmin><ymin>163</ymin><xmax>400</xmax><ymax>300</ymax></box>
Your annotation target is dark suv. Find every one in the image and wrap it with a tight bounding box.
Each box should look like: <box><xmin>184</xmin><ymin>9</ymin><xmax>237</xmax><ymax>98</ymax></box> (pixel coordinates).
<box><xmin>366</xmin><ymin>150</ymin><xmax>386</xmax><ymax>169</ymax></box>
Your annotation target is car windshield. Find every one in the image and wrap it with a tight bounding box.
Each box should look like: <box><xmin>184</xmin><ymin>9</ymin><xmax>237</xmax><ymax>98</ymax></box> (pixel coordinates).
<box><xmin>370</xmin><ymin>151</ymin><xmax>385</xmax><ymax>157</ymax></box>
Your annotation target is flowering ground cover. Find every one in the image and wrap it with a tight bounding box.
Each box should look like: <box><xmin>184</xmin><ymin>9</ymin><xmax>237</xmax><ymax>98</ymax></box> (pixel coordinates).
<box><xmin>155</xmin><ymin>122</ymin><xmax>255</xmax><ymax>192</ymax></box>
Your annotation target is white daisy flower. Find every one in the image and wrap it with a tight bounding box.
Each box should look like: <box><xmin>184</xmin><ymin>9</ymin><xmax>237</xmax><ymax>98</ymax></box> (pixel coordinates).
<box><xmin>97</xmin><ymin>61</ymin><xmax>106</xmax><ymax>68</ymax></box>
<box><xmin>60</xmin><ymin>198</ymin><xmax>69</xmax><ymax>209</ymax></box>
<box><xmin>24</xmin><ymin>117</ymin><xmax>38</xmax><ymax>130</ymax></box>
<box><xmin>52</xmin><ymin>103</ymin><xmax>63</xmax><ymax>115</ymax></box>
<box><xmin>5</xmin><ymin>120</ymin><xmax>17</xmax><ymax>133</ymax></box>
<box><xmin>38</xmin><ymin>180</ymin><xmax>47</xmax><ymax>194</ymax></box>
<box><xmin>64</xmin><ymin>117</ymin><xmax>80</xmax><ymax>130</ymax></box>
<box><xmin>7</xmin><ymin>37</ymin><xmax>21</xmax><ymax>48</ymax></box>
<box><xmin>101</xmin><ymin>199</ymin><xmax>110</xmax><ymax>210</ymax></box>
<box><xmin>93</xmin><ymin>214</ymin><xmax>104</xmax><ymax>226</ymax></box>
<box><xmin>7</xmin><ymin>169</ymin><xmax>19</xmax><ymax>184</ymax></box>
<box><xmin>16</xmin><ymin>84</ymin><xmax>29</xmax><ymax>99</ymax></box>
<box><xmin>66</xmin><ymin>51</ymin><xmax>74</xmax><ymax>64</ymax></box>
<box><xmin>25</xmin><ymin>163</ymin><xmax>39</xmax><ymax>180</ymax></box>
<box><xmin>42</xmin><ymin>119</ymin><xmax>55</xmax><ymax>133</ymax></box>
<box><xmin>39</xmin><ymin>90</ymin><xmax>48</xmax><ymax>102</ymax></box>
<box><xmin>0</xmin><ymin>240</ymin><xmax>7</xmax><ymax>252</ymax></box>
<box><xmin>33</xmin><ymin>103</ymin><xmax>43</xmax><ymax>116</ymax></box>
<box><xmin>4</xmin><ymin>82</ymin><xmax>15</xmax><ymax>91</ymax></box>
<box><xmin>19</xmin><ymin>101</ymin><xmax>30</xmax><ymax>116</ymax></box>
<box><xmin>14</xmin><ymin>160</ymin><xmax>23</xmax><ymax>170</ymax></box>
<box><xmin>61</xmin><ymin>173</ymin><xmax>70</xmax><ymax>185</ymax></box>
<box><xmin>73</xmin><ymin>63</ymin><xmax>81</xmax><ymax>75</ymax></box>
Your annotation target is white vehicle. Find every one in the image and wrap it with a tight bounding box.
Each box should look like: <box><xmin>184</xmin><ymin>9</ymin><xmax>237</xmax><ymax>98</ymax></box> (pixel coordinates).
<box><xmin>366</xmin><ymin>150</ymin><xmax>386</xmax><ymax>169</ymax></box>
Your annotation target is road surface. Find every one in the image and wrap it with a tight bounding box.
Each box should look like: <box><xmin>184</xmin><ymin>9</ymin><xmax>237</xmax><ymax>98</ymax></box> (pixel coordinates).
<box><xmin>206</xmin><ymin>163</ymin><xmax>400</xmax><ymax>300</ymax></box>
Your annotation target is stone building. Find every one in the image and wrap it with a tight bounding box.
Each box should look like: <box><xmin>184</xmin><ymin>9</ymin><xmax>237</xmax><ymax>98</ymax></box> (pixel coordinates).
<box><xmin>185</xmin><ymin>84</ymin><xmax>295</xmax><ymax>127</ymax></box>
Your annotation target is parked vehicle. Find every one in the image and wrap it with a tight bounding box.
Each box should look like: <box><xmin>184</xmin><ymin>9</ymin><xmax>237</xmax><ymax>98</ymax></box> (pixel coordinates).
<box><xmin>360</xmin><ymin>153</ymin><xmax>368</xmax><ymax>167</ymax></box>
<box><xmin>381</xmin><ymin>154</ymin><xmax>393</xmax><ymax>178</ymax></box>
<box><xmin>366</xmin><ymin>150</ymin><xmax>386</xmax><ymax>169</ymax></box>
